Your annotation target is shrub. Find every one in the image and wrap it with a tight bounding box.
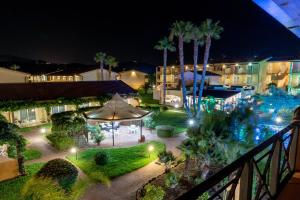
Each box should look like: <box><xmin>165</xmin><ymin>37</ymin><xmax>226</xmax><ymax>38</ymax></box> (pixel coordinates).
<box><xmin>142</xmin><ymin>184</ymin><xmax>165</xmax><ymax>200</ymax></box>
<box><xmin>164</xmin><ymin>171</ymin><xmax>181</xmax><ymax>189</ymax></box>
<box><xmin>47</xmin><ymin>134</ymin><xmax>74</xmax><ymax>150</ymax></box>
<box><xmin>160</xmin><ymin>106</ymin><xmax>168</xmax><ymax>112</ymax></box>
<box><xmin>158</xmin><ymin>151</ymin><xmax>176</xmax><ymax>172</ymax></box>
<box><xmin>36</xmin><ymin>158</ymin><xmax>78</xmax><ymax>191</ymax></box>
<box><xmin>156</xmin><ymin>125</ymin><xmax>175</xmax><ymax>137</ymax></box>
<box><xmin>22</xmin><ymin>177</ymin><xmax>70</xmax><ymax>200</ymax></box>
<box><xmin>24</xmin><ymin>148</ymin><xmax>42</xmax><ymax>161</ymax></box>
<box><xmin>94</xmin><ymin>151</ymin><xmax>109</xmax><ymax>165</ymax></box>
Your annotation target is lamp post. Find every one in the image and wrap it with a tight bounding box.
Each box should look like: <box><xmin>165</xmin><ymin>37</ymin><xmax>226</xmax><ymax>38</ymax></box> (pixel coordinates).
<box><xmin>148</xmin><ymin>145</ymin><xmax>154</xmax><ymax>158</ymax></box>
<box><xmin>70</xmin><ymin>147</ymin><xmax>78</xmax><ymax>160</ymax></box>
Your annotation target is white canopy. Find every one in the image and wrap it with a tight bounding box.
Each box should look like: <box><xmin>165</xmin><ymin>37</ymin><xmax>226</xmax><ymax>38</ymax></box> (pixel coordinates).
<box><xmin>84</xmin><ymin>93</ymin><xmax>151</xmax><ymax>122</ymax></box>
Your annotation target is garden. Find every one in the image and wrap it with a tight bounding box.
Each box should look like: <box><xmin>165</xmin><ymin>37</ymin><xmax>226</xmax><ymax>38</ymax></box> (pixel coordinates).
<box><xmin>67</xmin><ymin>141</ymin><xmax>165</xmax><ymax>184</ymax></box>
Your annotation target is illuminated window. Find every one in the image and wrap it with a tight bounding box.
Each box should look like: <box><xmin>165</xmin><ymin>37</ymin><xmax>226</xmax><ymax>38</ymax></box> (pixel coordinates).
<box><xmin>20</xmin><ymin>109</ymin><xmax>36</xmax><ymax>122</ymax></box>
<box><xmin>51</xmin><ymin>106</ymin><xmax>65</xmax><ymax>114</ymax></box>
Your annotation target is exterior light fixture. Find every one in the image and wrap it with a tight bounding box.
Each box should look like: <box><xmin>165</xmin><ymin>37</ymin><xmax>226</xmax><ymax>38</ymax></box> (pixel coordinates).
<box><xmin>255</xmin><ymin>135</ymin><xmax>260</xmax><ymax>141</ymax></box>
<box><xmin>172</xmin><ymin>66</ymin><xmax>175</xmax><ymax>69</ymax></box>
<box><xmin>131</xmin><ymin>71</ymin><xmax>136</xmax><ymax>76</ymax></box>
<box><xmin>207</xmin><ymin>64</ymin><xmax>210</xmax><ymax>68</ymax></box>
<box><xmin>70</xmin><ymin>147</ymin><xmax>78</xmax><ymax>160</ymax></box>
<box><xmin>235</xmin><ymin>63</ymin><xmax>238</xmax><ymax>67</ymax></box>
<box><xmin>40</xmin><ymin>128</ymin><xmax>46</xmax><ymax>134</ymax></box>
<box><xmin>148</xmin><ymin>145</ymin><xmax>154</xmax><ymax>158</ymax></box>
<box><xmin>275</xmin><ymin>116</ymin><xmax>282</xmax><ymax>123</ymax></box>
<box><xmin>139</xmin><ymin>99</ymin><xmax>142</xmax><ymax>103</ymax></box>
<box><xmin>174</xmin><ymin>103</ymin><xmax>179</xmax><ymax>108</ymax></box>
<box><xmin>152</xmin><ymin>85</ymin><xmax>155</xmax><ymax>89</ymax></box>
<box><xmin>222</xmin><ymin>64</ymin><xmax>226</xmax><ymax>69</ymax></box>
<box><xmin>188</xmin><ymin>119</ymin><xmax>195</xmax><ymax>126</ymax></box>
<box><xmin>248</xmin><ymin>62</ymin><xmax>252</xmax><ymax>66</ymax></box>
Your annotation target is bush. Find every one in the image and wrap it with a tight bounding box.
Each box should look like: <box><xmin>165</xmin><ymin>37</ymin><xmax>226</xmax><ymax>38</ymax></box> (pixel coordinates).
<box><xmin>47</xmin><ymin>134</ymin><xmax>75</xmax><ymax>150</ymax></box>
<box><xmin>36</xmin><ymin>158</ymin><xmax>78</xmax><ymax>191</ymax></box>
<box><xmin>142</xmin><ymin>184</ymin><xmax>165</xmax><ymax>200</ymax></box>
<box><xmin>156</xmin><ymin>125</ymin><xmax>175</xmax><ymax>137</ymax></box>
<box><xmin>164</xmin><ymin>171</ymin><xmax>181</xmax><ymax>189</ymax></box>
<box><xmin>160</xmin><ymin>106</ymin><xmax>168</xmax><ymax>112</ymax></box>
<box><xmin>158</xmin><ymin>151</ymin><xmax>176</xmax><ymax>172</ymax></box>
<box><xmin>22</xmin><ymin>177</ymin><xmax>69</xmax><ymax>200</ymax></box>
<box><xmin>94</xmin><ymin>151</ymin><xmax>109</xmax><ymax>165</ymax></box>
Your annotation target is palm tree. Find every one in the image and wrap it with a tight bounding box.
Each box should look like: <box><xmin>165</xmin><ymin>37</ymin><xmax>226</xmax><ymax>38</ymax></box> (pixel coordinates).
<box><xmin>105</xmin><ymin>55</ymin><xmax>118</xmax><ymax>80</ymax></box>
<box><xmin>154</xmin><ymin>37</ymin><xmax>176</xmax><ymax>105</ymax></box>
<box><xmin>196</xmin><ymin>19</ymin><xmax>223</xmax><ymax>118</ymax></box>
<box><xmin>187</xmin><ymin>26</ymin><xmax>204</xmax><ymax>113</ymax></box>
<box><xmin>94</xmin><ymin>52</ymin><xmax>107</xmax><ymax>80</ymax></box>
<box><xmin>170</xmin><ymin>21</ymin><xmax>194</xmax><ymax>116</ymax></box>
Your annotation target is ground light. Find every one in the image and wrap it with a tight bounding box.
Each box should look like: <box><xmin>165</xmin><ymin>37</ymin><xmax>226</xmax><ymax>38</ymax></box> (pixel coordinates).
<box><xmin>174</xmin><ymin>103</ymin><xmax>179</xmax><ymax>108</ymax></box>
<box><xmin>40</xmin><ymin>128</ymin><xmax>46</xmax><ymax>134</ymax></box>
<box><xmin>188</xmin><ymin>119</ymin><xmax>195</xmax><ymax>126</ymax></box>
<box><xmin>275</xmin><ymin>116</ymin><xmax>283</xmax><ymax>123</ymax></box>
<box><xmin>148</xmin><ymin>145</ymin><xmax>154</xmax><ymax>158</ymax></box>
<box><xmin>70</xmin><ymin>147</ymin><xmax>78</xmax><ymax>160</ymax></box>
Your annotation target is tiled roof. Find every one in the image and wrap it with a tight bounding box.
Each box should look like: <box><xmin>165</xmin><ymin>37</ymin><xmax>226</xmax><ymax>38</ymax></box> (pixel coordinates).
<box><xmin>0</xmin><ymin>81</ymin><xmax>135</xmax><ymax>101</ymax></box>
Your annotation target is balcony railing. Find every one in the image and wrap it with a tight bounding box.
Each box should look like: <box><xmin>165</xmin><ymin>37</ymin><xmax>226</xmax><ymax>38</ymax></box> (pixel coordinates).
<box><xmin>177</xmin><ymin>107</ymin><xmax>300</xmax><ymax>200</ymax></box>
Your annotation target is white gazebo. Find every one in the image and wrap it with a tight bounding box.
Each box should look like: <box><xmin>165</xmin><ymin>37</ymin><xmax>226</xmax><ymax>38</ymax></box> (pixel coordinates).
<box><xmin>84</xmin><ymin>93</ymin><xmax>152</xmax><ymax>146</ymax></box>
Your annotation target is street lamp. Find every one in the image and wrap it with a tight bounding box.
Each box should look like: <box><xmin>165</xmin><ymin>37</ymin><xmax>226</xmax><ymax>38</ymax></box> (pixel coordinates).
<box><xmin>188</xmin><ymin>119</ymin><xmax>195</xmax><ymax>126</ymax></box>
<box><xmin>40</xmin><ymin>128</ymin><xmax>46</xmax><ymax>134</ymax></box>
<box><xmin>275</xmin><ymin>116</ymin><xmax>282</xmax><ymax>124</ymax></box>
<box><xmin>148</xmin><ymin>145</ymin><xmax>154</xmax><ymax>158</ymax></box>
<box><xmin>70</xmin><ymin>147</ymin><xmax>78</xmax><ymax>160</ymax></box>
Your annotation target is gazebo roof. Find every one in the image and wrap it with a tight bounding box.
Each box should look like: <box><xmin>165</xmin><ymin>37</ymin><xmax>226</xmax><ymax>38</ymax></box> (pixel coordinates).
<box><xmin>84</xmin><ymin>93</ymin><xmax>151</xmax><ymax>122</ymax></box>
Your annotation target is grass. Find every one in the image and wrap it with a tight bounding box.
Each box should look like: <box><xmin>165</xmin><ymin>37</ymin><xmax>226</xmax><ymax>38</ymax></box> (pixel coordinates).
<box><xmin>67</xmin><ymin>141</ymin><xmax>165</xmax><ymax>183</ymax></box>
<box><xmin>24</xmin><ymin>148</ymin><xmax>42</xmax><ymax>161</ymax></box>
<box><xmin>0</xmin><ymin>163</ymin><xmax>44</xmax><ymax>200</ymax></box>
<box><xmin>153</xmin><ymin>109</ymin><xmax>188</xmax><ymax>134</ymax></box>
<box><xmin>18</xmin><ymin>123</ymin><xmax>52</xmax><ymax>133</ymax></box>
<box><xmin>140</xmin><ymin>93</ymin><xmax>159</xmax><ymax>105</ymax></box>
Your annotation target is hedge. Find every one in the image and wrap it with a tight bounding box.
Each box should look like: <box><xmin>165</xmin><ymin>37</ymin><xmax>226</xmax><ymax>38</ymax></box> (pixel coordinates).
<box><xmin>156</xmin><ymin>125</ymin><xmax>175</xmax><ymax>137</ymax></box>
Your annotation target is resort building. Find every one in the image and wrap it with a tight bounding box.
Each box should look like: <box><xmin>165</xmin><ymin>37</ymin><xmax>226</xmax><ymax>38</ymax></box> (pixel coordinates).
<box><xmin>154</xmin><ymin>56</ymin><xmax>300</xmax><ymax>106</ymax></box>
<box><xmin>0</xmin><ymin>81</ymin><xmax>136</xmax><ymax>127</ymax></box>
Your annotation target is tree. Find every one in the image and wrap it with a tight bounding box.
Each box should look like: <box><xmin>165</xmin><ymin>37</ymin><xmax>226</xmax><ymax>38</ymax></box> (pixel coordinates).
<box><xmin>0</xmin><ymin>120</ymin><xmax>26</xmax><ymax>175</ymax></box>
<box><xmin>187</xmin><ymin>25</ymin><xmax>204</xmax><ymax>113</ymax></box>
<box><xmin>170</xmin><ymin>21</ymin><xmax>194</xmax><ymax>116</ymax></box>
<box><xmin>105</xmin><ymin>55</ymin><xmax>118</xmax><ymax>80</ymax></box>
<box><xmin>94</xmin><ymin>52</ymin><xmax>107</xmax><ymax>81</ymax></box>
<box><xmin>196</xmin><ymin>19</ymin><xmax>223</xmax><ymax>118</ymax></box>
<box><xmin>154</xmin><ymin>37</ymin><xmax>176</xmax><ymax>105</ymax></box>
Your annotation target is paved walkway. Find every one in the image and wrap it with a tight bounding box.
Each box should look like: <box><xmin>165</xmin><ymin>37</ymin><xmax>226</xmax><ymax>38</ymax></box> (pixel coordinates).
<box><xmin>23</xmin><ymin>126</ymin><xmax>186</xmax><ymax>200</ymax></box>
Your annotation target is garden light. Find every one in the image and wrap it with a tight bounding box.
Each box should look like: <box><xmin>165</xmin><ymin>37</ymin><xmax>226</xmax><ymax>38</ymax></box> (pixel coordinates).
<box><xmin>174</xmin><ymin>103</ymin><xmax>179</xmax><ymax>108</ymax></box>
<box><xmin>148</xmin><ymin>145</ymin><xmax>154</xmax><ymax>158</ymax></box>
<box><xmin>275</xmin><ymin>116</ymin><xmax>282</xmax><ymax>123</ymax></box>
<box><xmin>188</xmin><ymin>119</ymin><xmax>195</xmax><ymax>126</ymax></box>
<box><xmin>40</xmin><ymin>128</ymin><xmax>46</xmax><ymax>134</ymax></box>
<box><xmin>70</xmin><ymin>147</ymin><xmax>78</xmax><ymax>160</ymax></box>
<box><xmin>255</xmin><ymin>135</ymin><xmax>260</xmax><ymax>141</ymax></box>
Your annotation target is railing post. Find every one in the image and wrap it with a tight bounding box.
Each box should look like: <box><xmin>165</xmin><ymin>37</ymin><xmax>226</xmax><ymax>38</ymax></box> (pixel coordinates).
<box><xmin>293</xmin><ymin>107</ymin><xmax>300</xmax><ymax>171</ymax></box>
<box><xmin>270</xmin><ymin>139</ymin><xmax>281</xmax><ymax>196</ymax></box>
<box><xmin>289</xmin><ymin>126</ymin><xmax>298</xmax><ymax>171</ymax></box>
<box><xmin>239</xmin><ymin>160</ymin><xmax>253</xmax><ymax>200</ymax></box>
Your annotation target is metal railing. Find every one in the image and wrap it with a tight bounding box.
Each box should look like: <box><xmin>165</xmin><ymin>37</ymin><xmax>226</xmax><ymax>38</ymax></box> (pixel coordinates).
<box><xmin>177</xmin><ymin>107</ymin><xmax>300</xmax><ymax>200</ymax></box>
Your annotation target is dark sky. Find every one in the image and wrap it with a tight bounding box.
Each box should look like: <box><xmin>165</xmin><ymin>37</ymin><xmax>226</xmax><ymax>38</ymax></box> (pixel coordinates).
<box><xmin>0</xmin><ymin>1</ymin><xmax>299</xmax><ymax>65</ymax></box>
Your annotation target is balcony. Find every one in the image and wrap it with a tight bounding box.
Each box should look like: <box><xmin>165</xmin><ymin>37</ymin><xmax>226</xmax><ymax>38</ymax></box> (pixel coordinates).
<box><xmin>177</xmin><ymin>107</ymin><xmax>300</xmax><ymax>200</ymax></box>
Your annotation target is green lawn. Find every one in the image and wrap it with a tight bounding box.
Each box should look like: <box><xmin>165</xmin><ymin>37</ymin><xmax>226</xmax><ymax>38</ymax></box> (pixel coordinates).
<box><xmin>140</xmin><ymin>93</ymin><xmax>159</xmax><ymax>105</ymax></box>
<box><xmin>24</xmin><ymin>148</ymin><xmax>42</xmax><ymax>161</ymax></box>
<box><xmin>18</xmin><ymin>123</ymin><xmax>52</xmax><ymax>133</ymax></box>
<box><xmin>153</xmin><ymin>110</ymin><xmax>188</xmax><ymax>134</ymax></box>
<box><xmin>0</xmin><ymin>163</ymin><xmax>44</xmax><ymax>200</ymax></box>
<box><xmin>67</xmin><ymin>141</ymin><xmax>165</xmax><ymax>183</ymax></box>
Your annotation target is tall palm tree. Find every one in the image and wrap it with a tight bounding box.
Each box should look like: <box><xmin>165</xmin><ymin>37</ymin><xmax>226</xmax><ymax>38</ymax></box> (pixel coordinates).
<box><xmin>170</xmin><ymin>21</ymin><xmax>194</xmax><ymax>116</ymax></box>
<box><xmin>105</xmin><ymin>55</ymin><xmax>118</xmax><ymax>80</ymax></box>
<box><xmin>196</xmin><ymin>19</ymin><xmax>223</xmax><ymax>117</ymax></box>
<box><xmin>187</xmin><ymin>26</ymin><xmax>204</xmax><ymax>113</ymax></box>
<box><xmin>94</xmin><ymin>52</ymin><xmax>107</xmax><ymax>80</ymax></box>
<box><xmin>154</xmin><ymin>37</ymin><xmax>176</xmax><ymax>105</ymax></box>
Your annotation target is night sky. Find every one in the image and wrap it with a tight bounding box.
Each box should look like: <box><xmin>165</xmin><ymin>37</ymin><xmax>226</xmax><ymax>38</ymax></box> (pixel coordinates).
<box><xmin>0</xmin><ymin>1</ymin><xmax>299</xmax><ymax>65</ymax></box>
